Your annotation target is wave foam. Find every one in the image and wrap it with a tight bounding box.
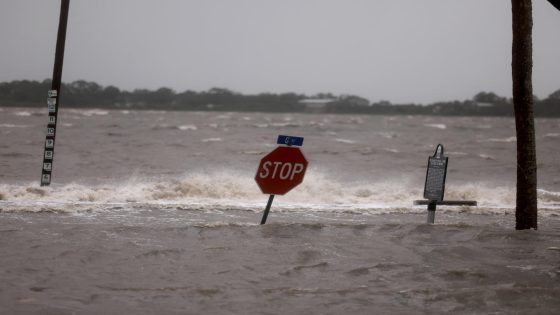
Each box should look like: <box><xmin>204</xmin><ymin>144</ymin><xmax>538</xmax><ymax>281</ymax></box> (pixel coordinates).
<box><xmin>1</xmin><ymin>171</ymin><xmax>558</xmax><ymax>216</ymax></box>
<box><xmin>425</xmin><ymin>124</ymin><xmax>446</xmax><ymax>129</ymax></box>
<box><xmin>485</xmin><ymin>137</ymin><xmax>517</xmax><ymax>143</ymax></box>
<box><xmin>0</xmin><ymin>123</ymin><xmax>28</xmax><ymax>128</ymax></box>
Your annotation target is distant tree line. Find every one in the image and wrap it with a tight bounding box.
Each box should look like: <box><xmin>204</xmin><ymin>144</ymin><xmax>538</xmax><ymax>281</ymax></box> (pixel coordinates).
<box><xmin>1</xmin><ymin>79</ymin><xmax>560</xmax><ymax>117</ymax></box>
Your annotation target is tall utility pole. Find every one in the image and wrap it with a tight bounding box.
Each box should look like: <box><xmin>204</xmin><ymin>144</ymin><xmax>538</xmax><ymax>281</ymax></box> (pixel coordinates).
<box><xmin>40</xmin><ymin>0</ymin><xmax>70</xmax><ymax>186</ymax></box>
<box><xmin>511</xmin><ymin>0</ymin><xmax>537</xmax><ymax>229</ymax></box>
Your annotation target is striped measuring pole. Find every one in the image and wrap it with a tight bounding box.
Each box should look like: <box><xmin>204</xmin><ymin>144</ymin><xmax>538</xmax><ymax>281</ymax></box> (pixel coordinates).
<box><xmin>40</xmin><ymin>90</ymin><xmax>59</xmax><ymax>186</ymax></box>
<box><xmin>40</xmin><ymin>0</ymin><xmax>70</xmax><ymax>186</ymax></box>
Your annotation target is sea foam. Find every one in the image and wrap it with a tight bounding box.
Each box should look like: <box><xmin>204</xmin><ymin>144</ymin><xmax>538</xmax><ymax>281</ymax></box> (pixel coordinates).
<box><xmin>1</xmin><ymin>171</ymin><xmax>558</xmax><ymax>216</ymax></box>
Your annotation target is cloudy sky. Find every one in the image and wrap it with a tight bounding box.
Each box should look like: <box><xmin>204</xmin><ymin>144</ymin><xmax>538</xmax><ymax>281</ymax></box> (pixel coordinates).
<box><xmin>1</xmin><ymin>0</ymin><xmax>559</xmax><ymax>104</ymax></box>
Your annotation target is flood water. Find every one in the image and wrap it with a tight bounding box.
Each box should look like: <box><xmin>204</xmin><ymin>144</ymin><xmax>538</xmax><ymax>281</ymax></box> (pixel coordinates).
<box><xmin>1</xmin><ymin>107</ymin><xmax>559</xmax><ymax>314</ymax></box>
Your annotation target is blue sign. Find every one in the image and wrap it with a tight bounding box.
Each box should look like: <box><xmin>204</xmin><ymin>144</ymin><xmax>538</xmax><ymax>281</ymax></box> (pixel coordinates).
<box><xmin>277</xmin><ymin>135</ymin><xmax>304</xmax><ymax>147</ymax></box>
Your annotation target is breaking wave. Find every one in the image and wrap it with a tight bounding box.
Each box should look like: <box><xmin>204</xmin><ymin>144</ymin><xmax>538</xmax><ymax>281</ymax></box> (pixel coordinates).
<box><xmin>1</xmin><ymin>171</ymin><xmax>559</xmax><ymax>216</ymax></box>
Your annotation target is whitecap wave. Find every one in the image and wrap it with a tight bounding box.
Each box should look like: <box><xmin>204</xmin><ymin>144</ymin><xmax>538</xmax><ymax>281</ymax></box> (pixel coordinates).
<box><xmin>335</xmin><ymin>138</ymin><xmax>356</xmax><ymax>144</ymax></box>
<box><xmin>14</xmin><ymin>111</ymin><xmax>32</xmax><ymax>117</ymax></box>
<box><xmin>478</xmin><ymin>154</ymin><xmax>495</xmax><ymax>160</ymax></box>
<box><xmin>201</xmin><ymin>138</ymin><xmax>222</xmax><ymax>142</ymax></box>
<box><xmin>0</xmin><ymin>123</ymin><xmax>28</xmax><ymax>128</ymax></box>
<box><xmin>485</xmin><ymin>137</ymin><xmax>516</xmax><ymax>143</ymax></box>
<box><xmin>1</xmin><ymin>171</ymin><xmax>558</xmax><ymax>215</ymax></box>
<box><xmin>178</xmin><ymin>124</ymin><xmax>197</xmax><ymax>131</ymax></box>
<box><xmin>79</xmin><ymin>109</ymin><xmax>110</xmax><ymax>116</ymax></box>
<box><xmin>425</xmin><ymin>124</ymin><xmax>446</xmax><ymax>129</ymax></box>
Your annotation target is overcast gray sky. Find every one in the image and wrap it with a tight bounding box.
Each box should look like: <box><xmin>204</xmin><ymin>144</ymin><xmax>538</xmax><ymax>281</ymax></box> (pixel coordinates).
<box><xmin>1</xmin><ymin>0</ymin><xmax>559</xmax><ymax>104</ymax></box>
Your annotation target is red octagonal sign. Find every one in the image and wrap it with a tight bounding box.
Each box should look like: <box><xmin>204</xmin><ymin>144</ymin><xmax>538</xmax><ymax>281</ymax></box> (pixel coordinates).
<box><xmin>255</xmin><ymin>146</ymin><xmax>308</xmax><ymax>195</ymax></box>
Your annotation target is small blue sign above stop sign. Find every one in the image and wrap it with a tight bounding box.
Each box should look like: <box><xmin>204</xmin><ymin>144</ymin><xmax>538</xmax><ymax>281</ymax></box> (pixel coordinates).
<box><xmin>255</xmin><ymin>146</ymin><xmax>308</xmax><ymax>195</ymax></box>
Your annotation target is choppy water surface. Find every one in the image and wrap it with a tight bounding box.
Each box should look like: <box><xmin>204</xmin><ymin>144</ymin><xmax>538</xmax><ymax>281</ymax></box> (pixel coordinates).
<box><xmin>1</xmin><ymin>107</ymin><xmax>560</xmax><ymax>314</ymax></box>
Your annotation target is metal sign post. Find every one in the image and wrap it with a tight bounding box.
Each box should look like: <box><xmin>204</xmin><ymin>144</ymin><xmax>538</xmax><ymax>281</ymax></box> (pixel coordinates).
<box><xmin>255</xmin><ymin>135</ymin><xmax>307</xmax><ymax>224</ymax></box>
<box><xmin>260</xmin><ymin>195</ymin><xmax>275</xmax><ymax>225</ymax></box>
<box><xmin>40</xmin><ymin>0</ymin><xmax>70</xmax><ymax>186</ymax></box>
<box><xmin>414</xmin><ymin>145</ymin><xmax>477</xmax><ymax>218</ymax></box>
<box><xmin>423</xmin><ymin>144</ymin><xmax>448</xmax><ymax>223</ymax></box>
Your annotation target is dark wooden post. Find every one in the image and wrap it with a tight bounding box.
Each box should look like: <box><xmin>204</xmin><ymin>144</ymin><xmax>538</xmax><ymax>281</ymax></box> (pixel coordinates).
<box><xmin>511</xmin><ymin>0</ymin><xmax>538</xmax><ymax>229</ymax></box>
<box><xmin>40</xmin><ymin>0</ymin><xmax>70</xmax><ymax>186</ymax></box>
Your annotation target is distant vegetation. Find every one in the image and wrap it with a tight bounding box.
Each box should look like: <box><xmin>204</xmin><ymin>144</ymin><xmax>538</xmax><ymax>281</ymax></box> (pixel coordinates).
<box><xmin>1</xmin><ymin>79</ymin><xmax>560</xmax><ymax>117</ymax></box>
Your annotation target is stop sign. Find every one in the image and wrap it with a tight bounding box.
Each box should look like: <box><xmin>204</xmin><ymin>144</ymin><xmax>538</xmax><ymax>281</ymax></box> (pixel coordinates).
<box><xmin>255</xmin><ymin>146</ymin><xmax>308</xmax><ymax>195</ymax></box>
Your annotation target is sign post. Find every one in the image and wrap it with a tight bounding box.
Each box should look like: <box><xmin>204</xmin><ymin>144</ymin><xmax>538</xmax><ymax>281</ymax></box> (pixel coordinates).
<box><xmin>255</xmin><ymin>135</ymin><xmax>307</xmax><ymax>224</ymax></box>
<box><xmin>414</xmin><ymin>145</ymin><xmax>477</xmax><ymax>218</ymax></box>
<box><xmin>260</xmin><ymin>195</ymin><xmax>275</xmax><ymax>225</ymax></box>
<box><xmin>40</xmin><ymin>0</ymin><xmax>70</xmax><ymax>186</ymax></box>
<box><xmin>423</xmin><ymin>144</ymin><xmax>448</xmax><ymax>223</ymax></box>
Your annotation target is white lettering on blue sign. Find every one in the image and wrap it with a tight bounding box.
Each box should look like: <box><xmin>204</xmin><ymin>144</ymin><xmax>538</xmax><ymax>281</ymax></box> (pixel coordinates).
<box><xmin>277</xmin><ymin>135</ymin><xmax>304</xmax><ymax>146</ymax></box>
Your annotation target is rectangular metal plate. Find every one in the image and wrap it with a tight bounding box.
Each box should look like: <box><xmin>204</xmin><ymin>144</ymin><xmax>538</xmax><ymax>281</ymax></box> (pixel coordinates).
<box><xmin>423</xmin><ymin>156</ymin><xmax>448</xmax><ymax>201</ymax></box>
<box><xmin>41</xmin><ymin>174</ymin><xmax>51</xmax><ymax>185</ymax></box>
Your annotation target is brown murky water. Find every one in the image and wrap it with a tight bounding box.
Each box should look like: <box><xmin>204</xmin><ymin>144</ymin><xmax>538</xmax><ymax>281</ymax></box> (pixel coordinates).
<box><xmin>1</xmin><ymin>107</ymin><xmax>559</xmax><ymax>314</ymax></box>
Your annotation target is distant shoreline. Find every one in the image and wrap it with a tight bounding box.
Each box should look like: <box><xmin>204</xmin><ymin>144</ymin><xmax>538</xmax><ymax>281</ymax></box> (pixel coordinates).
<box><xmin>2</xmin><ymin>79</ymin><xmax>560</xmax><ymax>117</ymax></box>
